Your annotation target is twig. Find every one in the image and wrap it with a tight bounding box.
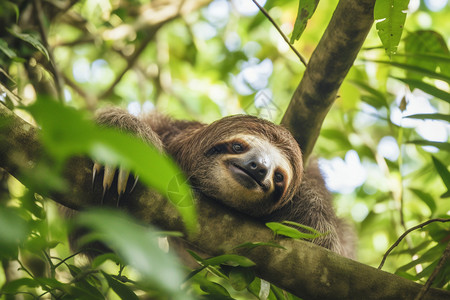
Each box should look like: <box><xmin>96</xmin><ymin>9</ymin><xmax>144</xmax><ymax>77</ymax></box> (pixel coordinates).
<box><xmin>251</xmin><ymin>0</ymin><xmax>307</xmax><ymax>67</ymax></box>
<box><xmin>415</xmin><ymin>242</ymin><xmax>450</xmax><ymax>300</ymax></box>
<box><xmin>99</xmin><ymin>26</ymin><xmax>161</xmax><ymax>100</ymax></box>
<box><xmin>33</xmin><ymin>0</ymin><xmax>66</xmax><ymax>102</ymax></box>
<box><xmin>378</xmin><ymin>218</ymin><xmax>450</xmax><ymax>270</ymax></box>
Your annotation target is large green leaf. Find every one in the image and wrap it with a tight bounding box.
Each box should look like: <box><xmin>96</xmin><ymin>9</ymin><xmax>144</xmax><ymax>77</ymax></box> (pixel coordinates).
<box><xmin>404</xmin><ymin>113</ymin><xmax>450</xmax><ymax>123</ymax></box>
<box><xmin>374</xmin><ymin>0</ymin><xmax>409</xmax><ymax>57</ymax></box>
<box><xmin>7</xmin><ymin>27</ymin><xmax>49</xmax><ymax>60</ymax></box>
<box><xmin>407</xmin><ymin>140</ymin><xmax>450</xmax><ymax>152</ymax></box>
<box><xmin>431</xmin><ymin>156</ymin><xmax>450</xmax><ymax>198</ymax></box>
<box><xmin>404</xmin><ymin>30</ymin><xmax>450</xmax><ymax>80</ymax></box>
<box><xmin>26</xmin><ymin>98</ymin><xmax>197</xmax><ymax>232</ymax></box>
<box><xmin>102</xmin><ymin>272</ymin><xmax>139</xmax><ymax>300</ymax></box>
<box><xmin>290</xmin><ymin>0</ymin><xmax>320</xmax><ymax>43</ymax></box>
<box><xmin>393</xmin><ymin>77</ymin><xmax>450</xmax><ymax>104</ymax></box>
<box><xmin>370</xmin><ymin>60</ymin><xmax>450</xmax><ymax>83</ymax></box>
<box><xmin>266</xmin><ymin>221</ymin><xmax>324</xmax><ymax>240</ymax></box>
<box><xmin>77</xmin><ymin>209</ymin><xmax>191</xmax><ymax>300</ymax></box>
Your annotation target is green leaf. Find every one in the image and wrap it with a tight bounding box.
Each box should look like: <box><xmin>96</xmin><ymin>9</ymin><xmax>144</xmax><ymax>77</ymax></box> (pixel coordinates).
<box><xmin>282</xmin><ymin>220</ymin><xmax>324</xmax><ymax>236</ymax></box>
<box><xmin>229</xmin><ymin>267</ymin><xmax>255</xmax><ymax>291</ymax></box>
<box><xmin>348</xmin><ymin>79</ymin><xmax>389</xmax><ymax>108</ymax></box>
<box><xmin>409</xmin><ymin>188</ymin><xmax>436</xmax><ymax>215</ymax></box>
<box><xmin>266</xmin><ymin>222</ymin><xmax>323</xmax><ymax>240</ymax></box>
<box><xmin>91</xmin><ymin>253</ymin><xmax>124</xmax><ymax>268</ymax></box>
<box><xmin>369</xmin><ymin>60</ymin><xmax>450</xmax><ymax>83</ymax></box>
<box><xmin>0</xmin><ymin>38</ymin><xmax>17</xmax><ymax>59</ymax></box>
<box><xmin>233</xmin><ymin>241</ymin><xmax>286</xmax><ymax>250</ymax></box>
<box><xmin>290</xmin><ymin>0</ymin><xmax>320</xmax><ymax>43</ymax></box>
<box><xmin>1</xmin><ymin>278</ymin><xmax>39</xmax><ymax>293</ymax></box>
<box><xmin>0</xmin><ymin>207</ymin><xmax>28</xmax><ymax>259</ymax></box>
<box><xmin>404</xmin><ymin>113</ymin><xmax>450</xmax><ymax>122</ymax></box>
<box><xmin>7</xmin><ymin>28</ymin><xmax>49</xmax><ymax>60</ymax></box>
<box><xmin>102</xmin><ymin>271</ymin><xmax>139</xmax><ymax>300</ymax></box>
<box><xmin>202</xmin><ymin>254</ymin><xmax>256</xmax><ymax>268</ymax></box>
<box><xmin>404</xmin><ymin>30</ymin><xmax>450</xmax><ymax>79</ymax></box>
<box><xmin>374</xmin><ymin>0</ymin><xmax>409</xmax><ymax>57</ymax></box>
<box><xmin>26</xmin><ymin>98</ymin><xmax>196</xmax><ymax>233</ymax></box>
<box><xmin>392</xmin><ymin>77</ymin><xmax>450</xmax><ymax>104</ymax></box>
<box><xmin>431</xmin><ymin>156</ymin><xmax>450</xmax><ymax>198</ymax></box>
<box><xmin>199</xmin><ymin>281</ymin><xmax>231</xmax><ymax>298</ymax></box>
<box><xmin>407</xmin><ymin>140</ymin><xmax>450</xmax><ymax>152</ymax></box>
<box><xmin>76</xmin><ymin>209</ymin><xmax>189</xmax><ymax>300</ymax></box>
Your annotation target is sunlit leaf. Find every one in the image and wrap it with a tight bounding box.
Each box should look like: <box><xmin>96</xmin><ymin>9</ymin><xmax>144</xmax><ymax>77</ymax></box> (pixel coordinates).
<box><xmin>7</xmin><ymin>28</ymin><xmax>49</xmax><ymax>60</ymax></box>
<box><xmin>409</xmin><ymin>188</ymin><xmax>436</xmax><ymax>215</ymax></box>
<box><xmin>404</xmin><ymin>30</ymin><xmax>450</xmax><ymax>79</ymax></box>
<box><xmin>1</xmin><ymin>278</ymin><xmax>40</xmax><ymax>293</ymax></box>
<box><xmin>102</xmin><ymin>272</ymin><xmax>139</xmax><ymax>300</ymax></box>
<box><xmin>349</xmin><ymin>80</ymin><xmax>389</xmax><ymax>108</ymax></box>
<box><xmin>266</xmin><ymin>222</ymin><xmax>323</xmax><ymax>240</ymax></box>
<box><xmin>393</xmin><ymin>77</ymin><xmax>450</xmax><ymax>104</ymax></box>
<box><xmin>233</xmin><ymin>241</ymin><xmax>285</xmax><ymax>250</ymax></box>
<box><xmin>229</xmin><ymin>267</ymin><xmax>255</xmax><ymax>291</ymax></box>
<box><xmin>369</xmin><ymin>60</ymin><xmax>450</xmax><ymax>83</ymax></box>
<box><xmin>290</xmin><ymin>0</ymin><xmax>320</xmax><ymax>43</ymax></box>
<box><xmin>404</xmin><ymin>113</ymin><xmax>450</xmax><ymax>122</ymax></box>
<box><xmin>0</xmin><ymin>38</ymin><xmax>17</xmax><ymax>59</ymax></box>
<box><xmin>0</xmin><ymin>207</ymin><xmax>28</xmax><ymax>259</ymax></box>
<box><xmin>431</xmin><ymin>156</ymin><xmax>450</xmax><ymax>198</ymax></box>
<box><xmin>374</xmin><ymin>0</ymin><xmax>409</xmax><ymax>57</ymax></box>
<box><xmin>91</xmin><ymin>253</ymin><xmax>124</xmax><ymax>268</ymax></box>
<box><xmin>407</xmin><ymin>140</ymin><xmax>450</xmax><ymax>152</ymax></box>
<box><xmin>76</xmin><ymin>209</ymin><xmax>191</xmax><ymax>300</ymax></box>
<box><xmin>202</xmin><ymin>254</ymin><xmax>256</xmax><ymax>268</ymax></box>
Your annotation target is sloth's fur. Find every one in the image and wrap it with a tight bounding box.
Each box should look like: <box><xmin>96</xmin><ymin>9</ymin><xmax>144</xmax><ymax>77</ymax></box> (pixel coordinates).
<box><xmin>93</xmin><ymin>108</ymin><xmax>356</xmax><ymax>259</ymax></box>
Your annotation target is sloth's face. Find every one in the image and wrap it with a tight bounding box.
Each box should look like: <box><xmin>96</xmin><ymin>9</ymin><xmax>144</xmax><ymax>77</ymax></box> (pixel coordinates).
<box><xmin>198</xmin><ymin>134</ymin><xmax>293</xmax><ymax>216</ymax></box>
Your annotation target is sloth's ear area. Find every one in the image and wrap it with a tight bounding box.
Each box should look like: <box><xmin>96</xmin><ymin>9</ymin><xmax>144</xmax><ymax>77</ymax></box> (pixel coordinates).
<box><xmin>92</xmin><ymin>162</ymin><xmax>138</xmax><ymax>206</ymax></box>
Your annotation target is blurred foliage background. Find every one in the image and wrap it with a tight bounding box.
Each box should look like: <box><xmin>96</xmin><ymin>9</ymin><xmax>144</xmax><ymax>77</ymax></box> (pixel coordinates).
<box><xmin>0</xmin><ymin>0</ymin><xmax>449</xmax><ymax>299</ymax></box>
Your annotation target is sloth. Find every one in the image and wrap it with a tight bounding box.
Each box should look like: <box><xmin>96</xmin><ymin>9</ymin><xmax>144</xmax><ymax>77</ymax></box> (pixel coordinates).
<box><xmin>92</xmin><ymin>107</ymin><xmax>356</xmax><ymax>259</ymax></box>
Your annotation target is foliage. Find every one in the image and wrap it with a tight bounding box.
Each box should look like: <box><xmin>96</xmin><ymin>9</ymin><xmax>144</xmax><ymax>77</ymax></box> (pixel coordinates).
<box><xmin>0</xmin><ymin>0</ymin><xmax>449</xmax><ymax>299</ymax></box>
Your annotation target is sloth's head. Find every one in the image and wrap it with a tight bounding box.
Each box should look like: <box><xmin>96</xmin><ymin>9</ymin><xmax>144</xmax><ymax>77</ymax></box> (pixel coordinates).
<box><xmin>182</xmin><ymin>115</ymin><xmax>303</xmax><ymax>217</ymax></box>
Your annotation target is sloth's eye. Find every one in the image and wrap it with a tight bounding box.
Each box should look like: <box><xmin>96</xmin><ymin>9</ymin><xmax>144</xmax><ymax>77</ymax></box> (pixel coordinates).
<box><xmin>232</xmin><ymin>143</ymin><xmax>244</xmax><ymax>153</ymax></box>
<box><xmin>274</xmin><ymin>172</ymin><xmax>284</xmax><ymax>183</ymax></box>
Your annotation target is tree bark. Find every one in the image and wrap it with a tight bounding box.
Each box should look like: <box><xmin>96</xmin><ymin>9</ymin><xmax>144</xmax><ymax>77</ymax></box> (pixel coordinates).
<box><xmin>1</xmin><ymin>105</ymin><xmax>449</xmax><ymax>300</ymax></box>
<box><xmin>281</xmin><ymin>0</ymin><xmax>376</xmax><ymax>162</ymax></box>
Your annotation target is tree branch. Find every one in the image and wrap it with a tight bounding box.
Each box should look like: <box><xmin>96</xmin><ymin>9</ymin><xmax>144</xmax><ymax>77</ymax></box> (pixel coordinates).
<box><xmin>1</xmin><ymin>104</ymin><xmax>450</xmax><ymax>300</ymax></box>
<box><xmin>281</xmin><ymin>0</ymin><xmax>376</xmax><ymax>162</ymax></box>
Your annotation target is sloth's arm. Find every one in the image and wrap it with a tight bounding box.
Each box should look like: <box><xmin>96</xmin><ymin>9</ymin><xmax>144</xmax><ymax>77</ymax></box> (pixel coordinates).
<box><xmin>93</xmin><ymin>108</ymin><xmax>165</xmax><ymax>200</ymax></box>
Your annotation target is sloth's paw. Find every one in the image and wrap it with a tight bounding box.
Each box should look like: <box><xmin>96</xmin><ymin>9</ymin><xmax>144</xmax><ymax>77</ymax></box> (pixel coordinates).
<box><xmin>92</xmin><ymin>162</ymin><xmax>138</xmax><ymax>206</ymax></box>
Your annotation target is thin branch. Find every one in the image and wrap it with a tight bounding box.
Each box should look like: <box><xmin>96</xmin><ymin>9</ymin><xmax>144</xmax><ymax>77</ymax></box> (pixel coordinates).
<box><xmin>415</xmin><ymin>242</ymin><xmax>450</xmax><ymax>300</ymax></box>
<box><xmin>251</xmin><ymin>0</ymin><xmax>307</xmax><ymax>67</ymax></box>
<box><xmin>33</xmin><ymin>0</ymin><xmax>66</xmax><ymax>102</ymax></box>
<box><xmin>378</xmin><ymin>218</ymin><xmax>450</xmax><ymax>270</ymax></box>
<box><xmin>99</xmin><ymin>28</ymin><xmax>160</xmax><ymax>100</ymax></box>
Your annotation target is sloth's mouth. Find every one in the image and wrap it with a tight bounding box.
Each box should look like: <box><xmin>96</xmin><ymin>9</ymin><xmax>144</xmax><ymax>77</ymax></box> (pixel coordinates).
<box><xmin>229</xmin><ymin>163</ymin><xmax>268</xmax><ymax>191</ymax></box>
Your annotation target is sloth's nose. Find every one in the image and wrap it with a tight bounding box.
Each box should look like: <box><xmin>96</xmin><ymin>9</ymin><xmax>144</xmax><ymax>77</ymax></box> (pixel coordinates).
<box><xmin>246</xmin><ymin>159</ymin><xmax>268</xmax><ymax>182</ymax></box>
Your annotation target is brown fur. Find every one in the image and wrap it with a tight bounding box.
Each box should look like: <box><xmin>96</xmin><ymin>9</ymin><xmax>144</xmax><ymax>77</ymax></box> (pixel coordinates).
<box><xmin>93</xmin><ymin>108</ymin><xmax>356</xmax><ymax>259</ymax></box>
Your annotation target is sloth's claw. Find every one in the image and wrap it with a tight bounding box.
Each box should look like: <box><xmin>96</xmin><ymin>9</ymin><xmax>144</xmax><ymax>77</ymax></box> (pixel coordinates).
<box><xmin>92</xmin><ymin>162</ymin><xmax>102</xmax><ymax>189</ymax></box>
<box><xmin>92</xmin><ymin>162</ymin><xmax>137</xmax><ymax>205</ymax></box>
<box><xmin>130</xmin><ymin>175</ymin><xmax>139</xmax><ymax>194</ymax></box>
<box><xmin>117</xmin><ymin>168</ymin><xmax>130</xmax><ymax>206</ymax></box>
<box><xmin>102</xmin><ymin>165</ymin><xmax>116</xmax><ymax>192</ymax></box>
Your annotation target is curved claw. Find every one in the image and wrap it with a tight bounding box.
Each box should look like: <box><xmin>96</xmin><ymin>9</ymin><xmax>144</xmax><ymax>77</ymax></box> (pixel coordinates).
<box><xmin>91</xmin><ymin>162</ymin><xmax>138</xmax><ymax>205</ymax></box>
<box><xmin>92</xmin><ymin>162</ymin><xmax>102</xmax><ymax>189</ymax></box>
<box><xmin>117</xmin><ymin>168</ymin><xmax>130</xmax><ymax>206</ymax></box>
<box><xmin>130</xmin><ymin>175</ymin><xmax>139</xmax><ymax>193</ymax></box>
<box><xmin>102</xmin><ymin>165</ymin><xmax>116</xmax><ymax>203</ymax></box>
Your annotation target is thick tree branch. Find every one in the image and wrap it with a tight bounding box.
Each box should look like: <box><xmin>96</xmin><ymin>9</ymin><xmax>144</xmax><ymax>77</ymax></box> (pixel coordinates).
<box><xmin>1</xmin><ymin>104</ymin><xmax>450</xmax><ymax>300</ymax></box>
<box><xmin>281</xmin><ymin>0</ymin><xmax>376</xmax><ymax>162</ymax></box>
